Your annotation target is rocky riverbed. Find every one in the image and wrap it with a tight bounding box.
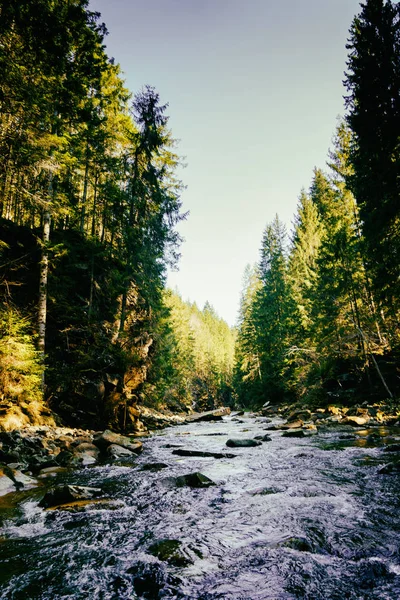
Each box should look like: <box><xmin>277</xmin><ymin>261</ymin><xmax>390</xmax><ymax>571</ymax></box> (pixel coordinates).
<box><xmin>0</xmin><ymin>404</ymin><xmax>400</xmax><ymax>599</ymax></box>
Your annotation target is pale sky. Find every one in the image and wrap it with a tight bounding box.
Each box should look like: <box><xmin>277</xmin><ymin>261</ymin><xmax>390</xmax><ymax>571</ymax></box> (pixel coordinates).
<box><xmin>90</xmin><ymin>0</ymin><xmax>361</xmax><ymax>326</ymax></box>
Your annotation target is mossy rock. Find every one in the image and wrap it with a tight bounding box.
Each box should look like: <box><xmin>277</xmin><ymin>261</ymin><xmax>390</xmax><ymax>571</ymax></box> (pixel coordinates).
<box><xmin>148</xmin><ymin>539</ymin><xmax>192</xmax><ymax>567</ymax></box>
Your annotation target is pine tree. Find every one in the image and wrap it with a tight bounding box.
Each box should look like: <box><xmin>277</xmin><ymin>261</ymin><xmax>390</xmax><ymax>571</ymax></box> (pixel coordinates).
<box><xmin>344</xmin><ymin>0</ymin><xmax>400</xmax><ymax>313</ymax></box>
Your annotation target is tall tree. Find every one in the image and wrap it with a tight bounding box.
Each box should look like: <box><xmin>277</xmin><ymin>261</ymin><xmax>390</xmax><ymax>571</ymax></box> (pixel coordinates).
<box><xmin>344</xmin><ymin>0</ymin><xmax>400</xmax><ymax>313</ymax></box>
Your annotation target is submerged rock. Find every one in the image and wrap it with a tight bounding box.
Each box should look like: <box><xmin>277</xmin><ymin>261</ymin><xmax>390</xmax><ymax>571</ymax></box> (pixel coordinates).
<box><xmin>281</xmin><ymin>536</ymin><xmax>313</xmax><ymax>552</ymax></box>
<box><xmin>147</xmin><ymin>539</ymin><xmax>192</xmax><ymax>567</ymax></box>
<box><xmin>383</xmin><ymin>443</ymin><xmax>400</xmax><ymax>452</ymax></box>
<box><xmin>249</xmin><ymin>486</ymin><xmax>282</xmax><ymax>496</ymax></box>
<box><xmin>254</xmin><ymin>434</ymin><xmax>272</xmax><ymax>442</ymax></box>
<box><xmin>39</xmin><ymin>484</ymin><xmax>103</xmax><ymax>508</ymax></box>
<box><xmin>172</xmin><ymin>449</ymin><xmax>236</xmax><ymax>459</ymax></box>
<box><xmin>378</xmin><ymin>462</ymin><xmax>400</xmax><ymax>474</ymax></box>
<box><xmin>226</xmin><ymin>439</ymin><xmax>262</xmax><ymax>448</ymax></box>
<box><xmin>141</xmin><ymin>462</ymin><xmax>168</xmax><ymax>471</ymax></box>
<box><xmin>282</xmin><ymin>429</ymin><xmax>305</xmax><ymax>438</ymax></box>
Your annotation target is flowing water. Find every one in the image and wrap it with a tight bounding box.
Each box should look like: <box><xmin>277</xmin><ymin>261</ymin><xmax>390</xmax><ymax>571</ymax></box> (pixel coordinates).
<box><xmin>1</xmin><ymin>414</ymin><xmax>400</xmax><ymax>599</ymax></box>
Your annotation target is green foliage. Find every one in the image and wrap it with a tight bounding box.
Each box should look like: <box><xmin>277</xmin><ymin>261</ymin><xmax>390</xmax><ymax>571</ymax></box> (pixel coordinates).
<box><xmin>0</xmin><ymin>3</ymin><xmax>186</xmax><ymax>425</ymax></box>
<box><xmin>234</xmin><ymin>113</ymin><xmax>400</xmax><ymax>407</ymax></box>
<box><xmin>145</xmin><ymin>290</ymin><xmax>236</xmax><ymax>412</ymax></box>
<box><xmin>0</xmin><ymin>304</ymin><xmax>43</xmax><ymax>405</ymax></box>
<box><xmin>234</xmin><ymin>216</ymin><xmax>297</xmax><ymax>407</ymax></box>
<box><xmin>344</xmin><ymin>0</ymin><xmax>400</xmax><ymax>314</ymax></box>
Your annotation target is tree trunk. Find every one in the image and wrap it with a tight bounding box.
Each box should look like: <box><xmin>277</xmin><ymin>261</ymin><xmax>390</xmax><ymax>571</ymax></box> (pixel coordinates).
<box><xmin>38</xmin><ymin>179</ymin><xmax>52</xmax><ymax>389</ymax></box>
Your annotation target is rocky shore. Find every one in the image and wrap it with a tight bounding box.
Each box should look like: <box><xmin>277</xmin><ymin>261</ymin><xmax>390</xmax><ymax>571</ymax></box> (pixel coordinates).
<box><xmin>0</xmin><ymin>407</ymin><xmax>232</xmax><ymax>502</ymax></box>
<box><xmin>1</xmin><ymin>402</ymin><xmax>399</xmax><ymax>508</ymax></box>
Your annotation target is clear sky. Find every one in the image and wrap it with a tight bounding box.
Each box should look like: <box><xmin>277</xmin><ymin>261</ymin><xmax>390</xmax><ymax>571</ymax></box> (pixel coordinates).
<box><xmin>90</xmin><ymin>0</ymin><xmax>361</xmax><ymax>326</ymax></box>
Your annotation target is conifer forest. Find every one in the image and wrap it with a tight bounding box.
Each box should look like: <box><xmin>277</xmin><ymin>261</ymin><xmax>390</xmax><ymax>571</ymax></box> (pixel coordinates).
<box><xmin>1</xmin><ymin>3</ymin><xmax>400</xmax><ymax>599</ymax></box>
<box><xmin>1</xmin><ymin>0</ymin><xmax>399</xmax><ymax>429</ymax></box>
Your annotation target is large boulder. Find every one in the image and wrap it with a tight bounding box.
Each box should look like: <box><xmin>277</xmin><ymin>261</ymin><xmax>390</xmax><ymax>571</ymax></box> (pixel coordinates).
<box><xmin>93</xmin><ymin>430</ymin><xmax>143</xmax><ymax>454</ymax></box>
<box><xmin>73</xmin><ymin>442</ymin><xmax>100</xmax><ymax>465</ymax></box>
<box><xmin>286</xmin><ymin>409</ymin><xmax>312</xmax><ymax>422</ymax></box>
<box><xmin>186</xmin><ymin>407</ymin><xmax>231</xmax><ymax>423</ymax></box>
<box><xmin>106</xmin><ymin>444</ymin><xmax>136</xmax><ymax>459</ymax></box>
<box><xmin>342</xmin><ymin>415</ymin><xmax>369</xmax><ymax>427</ymax></box>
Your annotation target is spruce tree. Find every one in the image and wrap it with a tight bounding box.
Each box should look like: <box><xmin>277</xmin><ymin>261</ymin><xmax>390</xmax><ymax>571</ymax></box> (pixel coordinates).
<box><xmin>344</xmin><ymin>0</ymin><xmax>400</xmax><ymax>312</ymax></box>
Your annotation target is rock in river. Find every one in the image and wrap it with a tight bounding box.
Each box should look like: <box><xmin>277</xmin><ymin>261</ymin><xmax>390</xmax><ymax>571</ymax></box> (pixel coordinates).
<box><xmin>141</xmin><ymin>462</ymin><xmax>168</xmax><ymax>471</ymax></box>
<box><xmin>93</xmin><ymin>430</ymin><xmax>143</xmax><ymax>454</ymax></box>
<box><xmin>383</xmin><ymin>443</ymin><xmax>400</xmax><ymax>453</ymax></box>
<box><xmin>106</xmin><ymin>444</ymin><xmax>137</xmax><ymax>459</ymax></box>
<box><xmin>73</xmin><ymin>442</ymin><xmax>100</xmax><ymax>465</ymax></box>
<box><xmin>0</xmin><ymin>467</ymin><xmax>38</xmax><ymax>496</ymax></box>
<box><xmin>168</xmin><ymin>472</ymin><xmax>216</xmax><ymax>488</ymax></box>
<box><xmin>39</xmin><ymin>484</ymin><xmax>103</xmax><ymax>509</ymax></box>
<box><xmin>186</xmin><ymin>407</ymin><xmax>231</xmax><ymax>423</ymax></box>
<box><xmin>378</xmin><ymin>462</ymin><xmax>400</xmax><ymax>474</ymax></box>
<box><xmin>226</xmin><ymin>439</ymin><xmax>262</xmax><ymax>448</ymax></box>
<box><xmin>147</xmin><ymin>539</ymin><xmax>192</xmax><ymax>567</ymax></box>
<box><xmin>172</xmin><ymin>449</ymin><xmax>236</xmax><ymax>459</ymax></box>
<box><xmin>282</xmin><ymin>429</ymin><xmax>305</xmax><ymax>438</ymax></box>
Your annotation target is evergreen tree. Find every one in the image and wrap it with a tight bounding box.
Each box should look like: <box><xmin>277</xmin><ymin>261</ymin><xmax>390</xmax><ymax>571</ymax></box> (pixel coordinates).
<box><xmin>344</xmin><ymin>0</ymin><xmax>400</xmax><ymax>313</ymax></box>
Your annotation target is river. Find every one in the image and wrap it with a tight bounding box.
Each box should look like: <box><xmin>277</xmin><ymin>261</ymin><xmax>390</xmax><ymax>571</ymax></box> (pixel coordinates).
<box><xmin>1</xmin><ymin>413</ymin><xmax>399</xmax><ymax>599</ymax></box>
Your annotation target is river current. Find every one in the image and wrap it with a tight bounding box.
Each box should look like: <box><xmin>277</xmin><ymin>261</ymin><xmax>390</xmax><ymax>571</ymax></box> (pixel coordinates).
<box><xmin>1</xmin><ymin>414</ymin><xmax>399</xmax><ymax>599</ymax></box>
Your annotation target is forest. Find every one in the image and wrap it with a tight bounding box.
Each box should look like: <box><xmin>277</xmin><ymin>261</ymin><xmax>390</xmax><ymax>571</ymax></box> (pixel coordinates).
<box><xmin>234</xmin><ymin>0</ymin><xmax>400</xmax><ymax>410</ymax></box>
<box><xmin>0</xmin><ymin>0</ymin><xmax>399</xmax><ymax>433</ymax></box>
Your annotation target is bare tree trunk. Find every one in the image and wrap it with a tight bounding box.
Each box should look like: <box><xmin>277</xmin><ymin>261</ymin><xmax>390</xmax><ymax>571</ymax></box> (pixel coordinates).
<box><xmin>118</xmin><ymin>289</ymin><xmax>127</xmax><ymax>336</ymax></box>
<box><xmin>38</xmin><ymin>179</ymin><xmax>52</xmax><ymax>389</ymax></box>
<box><xmin>91</xmin><ymin>171</ymin><xmax>99</xmax><ymax>237</ymax></box>
<box><xmin>80</xmin><ymin>139</ymin><xmax>90</xmax><ymax>233</ymax></box>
